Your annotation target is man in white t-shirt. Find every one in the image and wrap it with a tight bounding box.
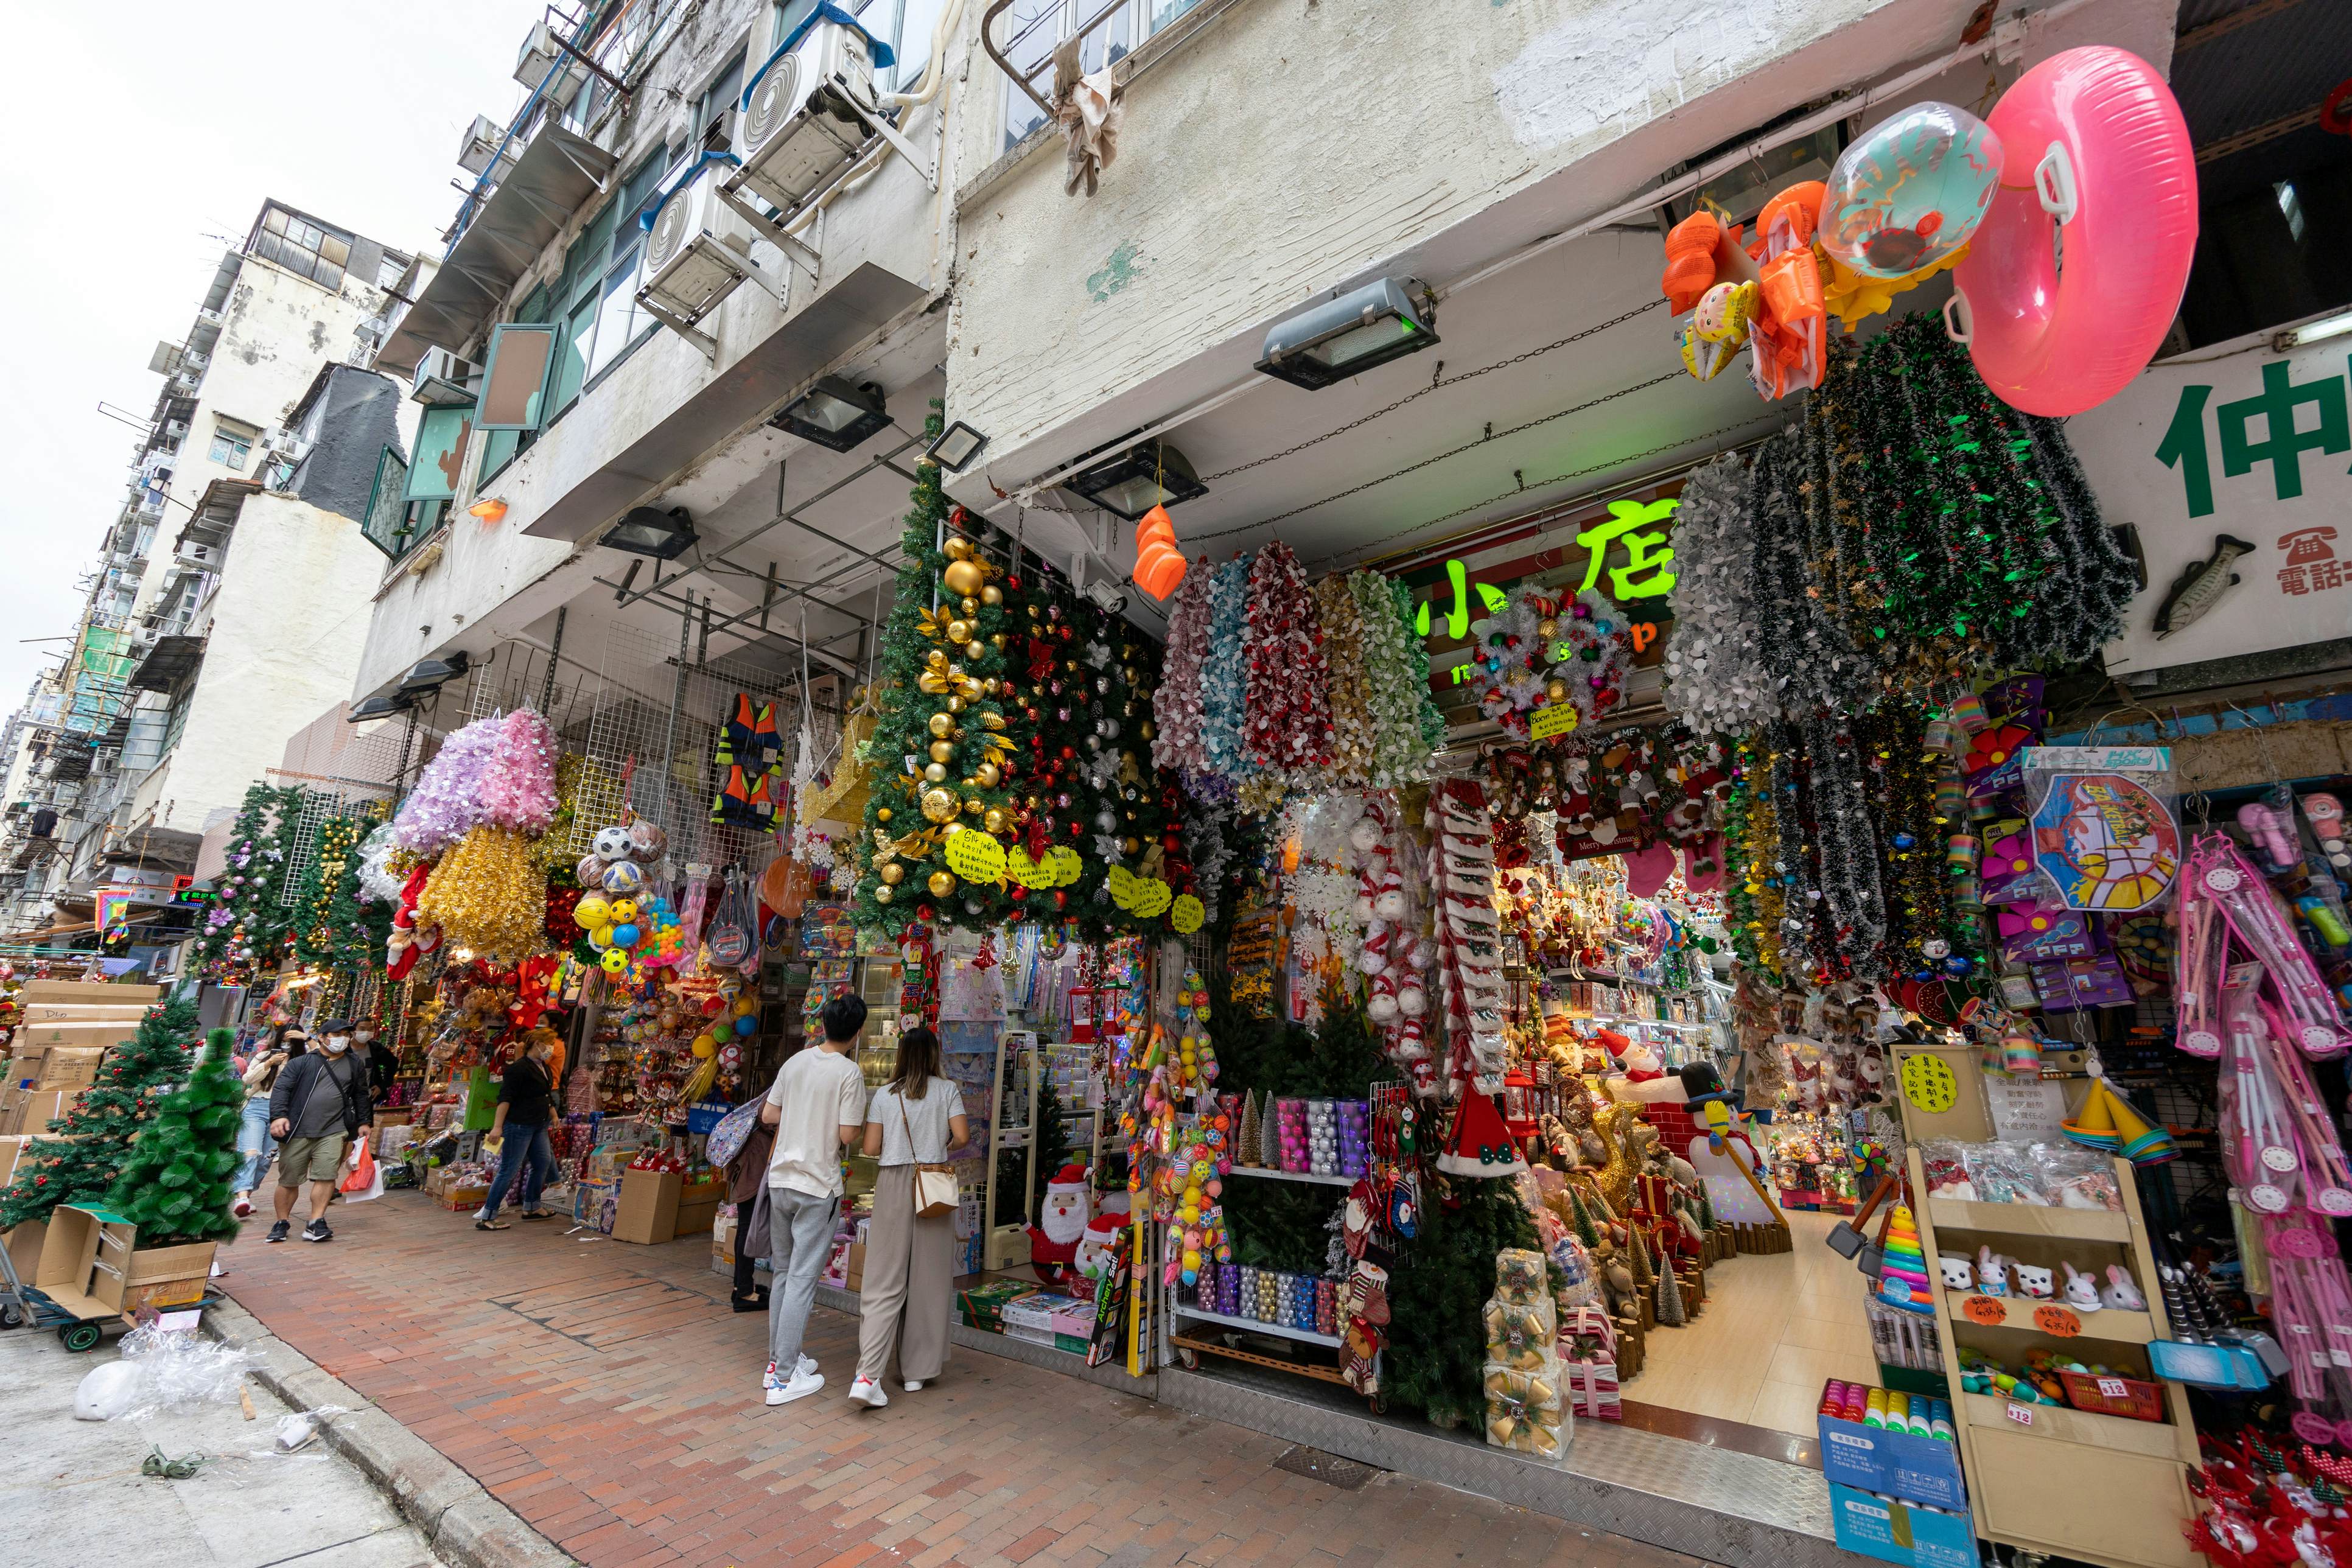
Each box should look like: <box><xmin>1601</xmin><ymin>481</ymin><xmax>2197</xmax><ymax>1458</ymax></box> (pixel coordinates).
<box><xmin>756</xmin><ymin>993</ymin><xmax>870</xmax><ymax>1405</ymax></box>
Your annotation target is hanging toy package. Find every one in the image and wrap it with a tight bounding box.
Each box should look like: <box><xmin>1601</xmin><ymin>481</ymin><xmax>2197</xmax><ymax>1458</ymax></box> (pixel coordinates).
<box><xmin>2018</xmin><ymin>744</ymin><xmax>2181</xmax><ymax>914</ymax></box>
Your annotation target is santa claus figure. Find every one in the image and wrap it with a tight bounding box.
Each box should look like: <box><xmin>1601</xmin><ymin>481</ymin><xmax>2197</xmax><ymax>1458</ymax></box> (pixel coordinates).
<box><xmin>1027</xmin><ymin>1163</ymin><xmax>1092</xmax><ymax>1286</ymax></box>
<box><xmin>1074</xmin><ymin>1211</ymin><xmax>1127</xmax><ymax>1283</ymax></box>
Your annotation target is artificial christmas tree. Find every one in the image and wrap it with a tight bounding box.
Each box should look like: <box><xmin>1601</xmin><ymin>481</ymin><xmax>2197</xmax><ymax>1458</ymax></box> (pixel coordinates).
<box><xmin>104</xmin><ymin>1029</ymin><xmax>244</xmax><ymax>1245</ymax></box>
<box><xmin>1382</xmin><ymin>1173</ymin><xmax>1553</xmax><ymax>1429</ymax></box>
<box><xmin>1235</xmin><ymin>1090</ymin><xmax>1264</xmax><ymax>1169</ymax></box>
<box><xmin>194</xmin><ymin>785</ymin><xmax>306</xmax><ymax>981</ymax></box>
<box><xmin>0</xmin><ymin>995</ymin><xmax>200</xmax><ymax>1228</ymax></box>
<box><xmin>852</xmin><ymin>407</ymin><xmax>1024</xmax><ymax>936</ymax></box>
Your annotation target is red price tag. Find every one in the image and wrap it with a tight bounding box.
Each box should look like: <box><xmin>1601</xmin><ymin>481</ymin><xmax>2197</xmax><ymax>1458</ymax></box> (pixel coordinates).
<box><xmin>2097</xmin><ymin>1377</ymin><xmax>2127</xmax><ymax>1398</ymax></box>
<box><xmin>2006</xmin><ymin>1402</ymin><xmax>2035</xmax><ymax>1427</ymax></box>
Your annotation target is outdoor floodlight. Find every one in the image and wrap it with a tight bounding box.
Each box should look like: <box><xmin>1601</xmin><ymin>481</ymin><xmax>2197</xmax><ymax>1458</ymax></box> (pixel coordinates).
<box><xmin>1256</xmin><ymin>277</ymin><xmax>1439</xmax><ymax>390</ymax></box>
<box><xmin>348</xmin><ymin>695</ymin><xmax>415</xmax><ymax>722</ymax></box>
<box><xmin>771</xmin><ymin>377</ymin><xmax>891</xmax><ymax>452</ymax></box>
<box><xmin>927</xmin><ymin>419</ymin><xmax>988</xmax><ymax>472</ymax></box>
<box><xmin>604</xmin><ymin>506</ymin><xmax>699</xmax><ymax>561</ymax></box>
<box><xmin>398</xmin><ymin>651</ymin><xmax>471</xmax><ymax>693</ymax></box>
<box><xmin>1064</xmin><ymin>438</ymin><xmax>1207</xmax><ymax>522</ymax></box>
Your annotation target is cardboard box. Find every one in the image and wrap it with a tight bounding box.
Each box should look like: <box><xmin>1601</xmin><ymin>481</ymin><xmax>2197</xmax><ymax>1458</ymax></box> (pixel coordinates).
<box><xmin>18</xmin><ymin>981</ymin><xmax>159</xmax><ymax>1004</ymax></box>
<box><xmin>1818</xmin><ymin>1412</ymin><xmax>1968</xmax><ymax>1510</ymax></box>
<box><xmin>13</xmin><ymin>1021</ymin><xmax>142</xmax><ymax>1049</ymax></box>
<box><xmin>1827</xmin><ymin>1483</ymin><xmax>1978</xmax><ymax>1568</ymax></box>
<box><xmin>5</xmin><ymin>1219</ymin><xmax>46</xmax><ymax>1281</ymax></box>
<box><xmin>612</xmin><ymin>1167</ymin><xmax>684</xmax><ymax>1244</ymax></box>
<box><xmin>4</xmin><ymin>1088</ymin><xmax>81</xmax><ymax>1136</ymax></box>
<box><xmin>18</xmin><ymin>1046</ymin><xmax>105</xmax><ymax>1090</ymax></box>
<box><xmin>435</xmin><ymin>1183</ymin><xmax>491</xmax><ymax>1212</ymax></box>
<box><xmin>20</xmin><ymin>1001</ymin><xmax>150</xmax><ymax>1024</ymax></box>
<box><xmin>89</xmin><ymin>1230</ymin><xmax>216</xmax><ymax>1315</ymax></box>
<box><xmin>0</xmin><ymin>1135</ymin><xmax>23</xmax><ymax>1185</ymax></box>
<box><xmin>30</xmin><ymin>1205</ymin><xmax>121</xmax><ymax>1320</ymax></box>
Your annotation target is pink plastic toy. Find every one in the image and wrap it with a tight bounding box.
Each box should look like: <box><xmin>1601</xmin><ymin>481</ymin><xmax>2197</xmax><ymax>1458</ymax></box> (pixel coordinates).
<box><xmin>2238</xmin><ymin>802</ymin><xmax>2302</xmax><ymax>871</ymax></box>
<box><xmin>1947</xmin><ymin>47</ymin><xmax>2197</xmax><ymax>416</ymax></box>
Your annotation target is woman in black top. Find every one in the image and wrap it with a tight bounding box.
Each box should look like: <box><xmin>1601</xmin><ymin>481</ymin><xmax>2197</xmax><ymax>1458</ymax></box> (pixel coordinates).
<box><xmin>477</xmin><ymin>1028</ymin><xmax>560</xmax><ymax>1230</ymax></box>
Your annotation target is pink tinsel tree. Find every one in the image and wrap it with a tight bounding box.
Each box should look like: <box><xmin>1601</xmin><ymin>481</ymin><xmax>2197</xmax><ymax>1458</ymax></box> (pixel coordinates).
<box><xmin>1150</xmin><ymin>563</ymin><xmax>1211</xmax><ymax>777</ymax></box>
<box><xmin>478</xmin><ymin>708</ymin><xmax>559</xmax><ymax>835</ymax></box>
<box><xmin>391</xmin><ymin>715</ymin><xmax>502</xmax><ymax>857</ymax></box>
<box><xmin>1241</xmin><ymin>541</ymin><xmax>1333</xmax><ymax>772</ymax></box>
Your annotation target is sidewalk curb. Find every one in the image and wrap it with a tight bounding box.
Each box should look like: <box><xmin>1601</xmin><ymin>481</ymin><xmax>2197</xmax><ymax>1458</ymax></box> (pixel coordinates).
<box><xmin>206</xmin><ymin>1297</ymin><xmax>576</xmax><ymax>1568</ymax></box>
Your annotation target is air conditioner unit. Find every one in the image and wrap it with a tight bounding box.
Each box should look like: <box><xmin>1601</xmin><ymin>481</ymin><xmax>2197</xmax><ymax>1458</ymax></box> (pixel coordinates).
<box><xmin>723</xmin><ymin>23</ymin><xmax>880</xmax><ymax>237</ymax></box>
<box><xmin>515</xmin><ymin>20</ymin><xmax>589</xmax><ymax>100</ymax></box>
<box><xmin>457</xmin><ymin>114</ymin><xmax>519</xmax><ymax>182</ymax></box>
<box><xmin>165</xmin><ymin>420</ymin><xmax>189</xmax><ymax>439</ymax></box>
<box><xmin>635</xmin><ymin>169</ymin><xmax>782</xmax><ymax>357</ymax></box>
<box><xmin>412</xmin><ymin>348</ymin><xmax>479</xmax><ymax>406</ymax></box>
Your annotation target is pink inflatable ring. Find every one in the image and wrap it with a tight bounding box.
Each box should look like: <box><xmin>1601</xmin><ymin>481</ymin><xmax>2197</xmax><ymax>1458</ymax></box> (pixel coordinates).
<box><xmin>1947</xmin><ymin>46</ymin><xmax>2197</xmax><ymax>417</ymax></box>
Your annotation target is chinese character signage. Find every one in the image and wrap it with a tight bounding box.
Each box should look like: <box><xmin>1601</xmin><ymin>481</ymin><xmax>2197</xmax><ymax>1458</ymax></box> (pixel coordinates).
<box><xmin>2078</xmin><ymin>329</ymin><xmax>2352</xmax><ymax>675</ymax></box>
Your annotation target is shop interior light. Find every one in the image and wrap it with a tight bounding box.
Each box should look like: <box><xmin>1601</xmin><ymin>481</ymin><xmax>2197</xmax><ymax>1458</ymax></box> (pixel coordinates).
<box><xmin>926</xmin><ymin>419</ymin><xmax>988</xmax><ymax>472</ymax></box>
<box><xmin>603</xmin><ymin>505</ymin><xmax>698</xmax><ymax>560</ymax></box>
<box><xmin>467</xmin><ymin>497</ymin><xmax>509</xmax><ymax>524</ymax></box>
<box><xmin>2275</xmin><ymin>310</ymin><xmax>2352</xmax><ymax>352</ymax></box>
<box><xmin>771</xmin><ymin>377</ymin><xmax>891</xmax><ymax>452</ymax></box>
<box><xmin>346</xmin><ymin>693</ymin><xmax>414</xmax><ymax>722</ymax></box>
<box><xmin>1256</xmin><ymin>277</ymin><xmax>1440</xmax><ymax>390</ymax></box>
<box><xmin>397</xmin><ymin>650</ymin><xmax>471</xmax><ymax>693</ymax></box>
<box><xmin>1063</xmin><ymin>438</ymin><xmax>1208</xmax><ymax>520</ymax></box>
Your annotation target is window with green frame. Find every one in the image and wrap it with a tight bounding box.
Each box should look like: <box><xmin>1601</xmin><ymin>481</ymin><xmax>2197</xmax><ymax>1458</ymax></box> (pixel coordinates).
<box><xmin>475</xmin><ymin>149</ymin><xmax>669</xmax><ymax>486</ymax></box>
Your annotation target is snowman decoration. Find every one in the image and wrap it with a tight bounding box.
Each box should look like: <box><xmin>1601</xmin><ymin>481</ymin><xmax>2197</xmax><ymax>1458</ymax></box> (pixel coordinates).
<box><xmin>1027</xmin><ymin>1163</ymin><xmax>1092</xmax><ymax>1286</ymax></box>
<box><xmin>1074</xmin><ymin>1211</ymin><xmax>1127</xmax><ymax>1284</ymax></box>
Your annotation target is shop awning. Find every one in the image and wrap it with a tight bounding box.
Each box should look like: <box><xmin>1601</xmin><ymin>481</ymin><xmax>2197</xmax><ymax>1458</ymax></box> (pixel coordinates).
<box><xmin>377</xmin><ymin>124</ymin><xmax>616</xmax><ymax>375</ymax></box>
<box><xmin>128</xmin><ymin>634</ymin><xmax>205</xmax><ymax>694</ymax></box>
<box><xmin>100</xmin><ymin>825</ymin><xmax>204</xmax><ymax>872</ymax></box>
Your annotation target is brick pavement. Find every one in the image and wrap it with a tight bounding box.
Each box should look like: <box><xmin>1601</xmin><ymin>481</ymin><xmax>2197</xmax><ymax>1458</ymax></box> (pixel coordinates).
<box><xmin>220</xmin><ymin>1191</ymin><xmax>1715</xmax><ymax>1568</ymax></box>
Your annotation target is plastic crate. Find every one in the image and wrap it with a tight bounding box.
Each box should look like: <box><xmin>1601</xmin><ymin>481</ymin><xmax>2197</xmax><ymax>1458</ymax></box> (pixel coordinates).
<box><xmin>2060</xmin><ymin>1368</ymin><xmax>2165</xmax><ymax>1421</ymax></box>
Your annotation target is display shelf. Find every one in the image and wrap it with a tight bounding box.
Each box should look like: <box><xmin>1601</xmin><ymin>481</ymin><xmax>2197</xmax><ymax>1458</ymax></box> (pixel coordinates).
<box><xmin>1958</xmin><ymin>1392</ymin><xmax>2180</xmax><ymax>1459</ymax></box>
<box><xmin>1940</xmin><ymin>1290</ymin><xmax>2157</xmax><ymax>1343</ymax></box>
<box><xmin>1227</xmin><ymin>1164</ymin><xmax>1356</xmax><ymax>1188</ymax></box>
<box><xmin>1171</xmin><ymin>1326</ymin><xmax>1351</xmax><ymax>1385</ymax></box>
<box><xmin>1925</xmin><ymin>1197</ymin><xmax>2130</xmax><ymax>1243</ymax></box>
<box><xmin>1172</xmin><ymin>1304</ymin><xmax>1343</xmax><ymax>1347</ymax></box>
<box><xmin>1909</xmin><ymin>1147</ymin><xmax>2201</xmax><ymax>1568</ymax></box>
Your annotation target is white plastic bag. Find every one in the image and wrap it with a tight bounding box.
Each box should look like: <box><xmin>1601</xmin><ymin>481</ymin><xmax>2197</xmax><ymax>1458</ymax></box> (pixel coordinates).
<box><xmin>73</xmin><ymin>1360</ymin><xmax>144</xmax><ymax>1421</ymax></box>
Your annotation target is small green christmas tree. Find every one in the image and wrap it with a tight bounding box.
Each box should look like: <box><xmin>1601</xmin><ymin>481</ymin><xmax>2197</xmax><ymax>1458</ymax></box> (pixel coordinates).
<box><xmin>1382</xmin><ymin>1172</ymin><xmax>1552</xmax><ymax>1429</ymax></box>
<box><xmin>1656</xmin><ymin>1255</ymin><xmax>1689</xmax><ymax>1326</ymax></box>
<box><xmin>1235</xmin><ymin>1090</ymin><xmax>1262</xmax><ymax>1168</ymax></box>
<box><xmin>1628</xmin><ymin>1220</ymin><xmax>1654</xmax><ymax>1290</ymax></box>
<box><xmin>1566</xmin><ymin>1185</ymin><xmax>1601</xmax><ymax>1248</ymax></box>
<box><xmin>0</xmin><ymin>995</ymin><xmax>201</xmax><ymax>1228</ymax></box>
<box><xmin>105</xmin><ymin>1029</ymin><xmax>244</xmax><ymax>1245</ymax></box>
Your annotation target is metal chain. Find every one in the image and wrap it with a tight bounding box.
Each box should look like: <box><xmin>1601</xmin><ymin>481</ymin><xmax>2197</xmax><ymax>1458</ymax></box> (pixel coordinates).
<box><xmin>1197</xmin><ymin>298</ymin><xmax>1667</xmax><ymax>483</ymax></box>
<box><xmin>1305</xmin><ymin>411</ymin><xmax>1787</xmax><ymax>571</ymax></box>
<box><xmin>1192</xmin><ymin>369</ymin><xmax>1689</xmax><ymax>544</ymax></box>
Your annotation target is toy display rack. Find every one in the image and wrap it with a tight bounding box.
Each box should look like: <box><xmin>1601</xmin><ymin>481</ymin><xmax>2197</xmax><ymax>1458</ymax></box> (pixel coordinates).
<box><xmin>1905</xmin><ymin>1146</ymin><xmax>2201</xmax><ymax>1568</ymax></box>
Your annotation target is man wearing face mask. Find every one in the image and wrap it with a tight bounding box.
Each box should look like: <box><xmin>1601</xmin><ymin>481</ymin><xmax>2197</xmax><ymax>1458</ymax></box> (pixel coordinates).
<box><xmin>265</xmin><ymin>1018</ymin><xmax>373</xmax><ymax>1244</ymax></box>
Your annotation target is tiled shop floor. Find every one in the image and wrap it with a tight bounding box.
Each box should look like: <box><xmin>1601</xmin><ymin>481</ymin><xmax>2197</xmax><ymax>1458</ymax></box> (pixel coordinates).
<box><xmin>220</xmin><ymin>1191</ymin><xmax>1721</xmax><ymax>1568</ymax></box>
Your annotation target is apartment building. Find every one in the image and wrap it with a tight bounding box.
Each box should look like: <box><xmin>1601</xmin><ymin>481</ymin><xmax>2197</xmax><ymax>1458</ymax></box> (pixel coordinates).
<box><xmin>0</xmin><ymin>201</ymin><xmax>415</xmax><ymax>948</ymax></box>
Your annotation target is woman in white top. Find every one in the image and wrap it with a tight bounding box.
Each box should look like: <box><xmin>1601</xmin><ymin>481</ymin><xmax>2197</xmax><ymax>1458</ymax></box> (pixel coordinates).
<box><xmin>847</xmin><ymin>1025</ymin><xmax>968</xmax><ymax>1409</ymax></box>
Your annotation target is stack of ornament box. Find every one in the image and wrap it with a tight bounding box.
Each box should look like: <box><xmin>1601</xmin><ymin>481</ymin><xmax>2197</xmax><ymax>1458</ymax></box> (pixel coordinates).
<box><xmin>1483</xmin><ymin>1247</ymin><xmax>1569</xmax><ymax>1461</ymax></box>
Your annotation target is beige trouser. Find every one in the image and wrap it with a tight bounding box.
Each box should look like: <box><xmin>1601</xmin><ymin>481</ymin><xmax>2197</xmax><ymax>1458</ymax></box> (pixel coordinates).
<box><xmin>856</xmin><ymin>1164</ymin><xmax>957</xmax><ymax>1385</ymax></box>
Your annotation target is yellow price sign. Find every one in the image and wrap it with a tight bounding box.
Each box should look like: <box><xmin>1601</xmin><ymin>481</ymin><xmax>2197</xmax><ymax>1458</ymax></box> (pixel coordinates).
<box><xmin>1130</xmin><ymin>877</ymin><xmax>1172</xmax><ymax>919</ymax></box>
<box><xmin>1105</xmin><ymin>864</ymin><xmax>1139</xmax><ymax>908</ymax></box>
<box><xmin>943</xmin><ymin>827</ymin><xmax>1007</xmax><ymax>886</ymax></box>
<box><xmin>1528</xmin><ymin>702</ymin><xmax>1579</xmax><ymax>742</ymax></box>
<box><xmin>1899</xmin><ymin>1054</ymin><xmax>1959</xmax><ymax>1115</ymax></box>
<box><xmin>1169</xmin><ymin>894</ymin><xmax>1204</xmax><ymax>934</ymax></box>
<box><xmin>1043</xmin><ymin>845</ymin><xmax>1083</xmax><ymax>888</ymax></box>
<box><xmin>1005</xmin><ymin>846</ymin><xmax>1042</xmax><ymax>887</ymax></box>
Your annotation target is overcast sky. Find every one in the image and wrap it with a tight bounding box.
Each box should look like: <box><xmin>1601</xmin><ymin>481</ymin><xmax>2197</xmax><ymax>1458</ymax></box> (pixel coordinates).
<box><xmin>0</xmin><ymin>0</ymin><xmax>547</xmax><ymax>711</ymax></box>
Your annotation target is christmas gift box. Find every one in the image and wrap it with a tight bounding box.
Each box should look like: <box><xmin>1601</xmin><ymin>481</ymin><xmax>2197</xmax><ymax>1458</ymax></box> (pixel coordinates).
<box><xmin>1484</xmin><ymin>1297</ymin><xmax>1559</xmax><ymax>1371</ymax></box>
<box><xmin>1564</xmin><ymin>1357</ymin><xmax>1622</xmax><ymax>1420</ymax></box>
<box><xmin>1483</xmin><ymin>1362</ymin><xmax>1568</xmax><ymax>1460</ymax></box>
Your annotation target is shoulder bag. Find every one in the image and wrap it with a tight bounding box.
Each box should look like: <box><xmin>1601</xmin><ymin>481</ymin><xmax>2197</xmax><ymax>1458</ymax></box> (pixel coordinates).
<box><xmin>898</xmin><ymin>1091</ymin><xmax>959</xmax><ymax>1218</ymax></box>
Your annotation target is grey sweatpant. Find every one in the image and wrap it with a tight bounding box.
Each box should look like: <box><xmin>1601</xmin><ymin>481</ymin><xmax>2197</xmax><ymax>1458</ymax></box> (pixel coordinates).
<box><xmin>766</xmin><ymin>1184</ymin><xmax>840</xmax><ymax>1374</ymax></box>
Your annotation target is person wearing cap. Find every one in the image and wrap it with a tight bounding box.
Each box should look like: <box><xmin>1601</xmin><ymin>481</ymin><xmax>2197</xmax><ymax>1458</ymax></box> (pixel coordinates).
<box><xmin>475</xmin><ymin>1027</ymin><xmax>561</xmax><ymax>1230</ymax></box>
<box><xmin>266</xmin><ymin>1018</ymin><xmax>371</xmax><ymax>1244</ymax></box>
<box><xmin>233</xmin><ymin>1026</ymin><xmax>304</xmax><ymax>1220</ymax></box>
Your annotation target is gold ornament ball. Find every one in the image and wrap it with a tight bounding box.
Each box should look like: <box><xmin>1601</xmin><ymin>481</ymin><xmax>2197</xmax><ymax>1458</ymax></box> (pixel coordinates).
<box><xmin>874</xmin><ymin>884</ymin><xmax>894</xmax><ymax>905</ymax></box>
<box><xmin>876</xmin><ymin>807</ymin><xmax>892</xmax><ymax>824</ymax></box>
<box><xmin>943</xmin><ymin>536</ymin><xmax>974</xmax><ymax>561</ymax></box>
<box><xmin>1138</xmin><ymin>719</ymin><xmax>1156</xmax><ymax>741</ymax></box>
<box><xmin>1547</xmin><ymin>678</ymin><xmax>1569</xmax><ymax>703</ymax></box>
<box><xmin>965</xmin><ymin>640</ymin><xmax>986</xmax><ymax>660</ymax></box>
<box><xmin>947</xmin><ymin>694</ymin><xmax>967</xmax><ymax>714</ymax></box>
<box><xmin>990</xmin><ymin>632</ymin><xmax>1008</xmax><ymax>650</ymax></box>
<box><xmin>879</xmin><ymin>862</ymin><xmax>905</xmax><ymax>885</ymax></box>
<box><xmin>927</xmin><ymin>869</ymin><xmax>958</xmax><ymax>898</ymax></box>
<box><xmin>928</xmin><ymin>713</ymin><xmax>954</xmax><ymax>738</ymax></box>
<box><xmin>923</xmin><ymin>761</ymin><xmax>949</xmax><ymax>783</ymax></box>
<box><xmin>1538</xmin><ymin>617</ymin><xmax>1559</xmax><ymax>641</ymax></box>
<box><xmin>983</xmin><ymin>807</ymin><xmax>1009</xmax><ymax>834</ymax></box>
<box><xmin>975</xmin><ymin>761</ymin><xmax>1002</xmax><ymax>788</ymax></box>
<box><xmin>928</xmin><ymin>739</ymin><xmax>956</xmax><ymax>765</ymax></box>
<box><xmin>981</xmin><ymin>584</ymin><xmax>1003</xmax><ymax>606</ymax></box>
<box><xmin>945</xmin><ymin>618</ymin><xmax>973</xmax><ymax>645</ymax></box>
<box><xmin>922</xmin><ymin>786</ymin><xmax>958</xmax><ymax>822</ymax></box>
<box><xmin>959</xmin><ymin>595</ymin><xmax>979</xmax><ymax>616</ymax></box>
<box><xmin>1123</xmin><ymin>836</ymin><xmax>1141</xmax><ymax>855</ymax></box>
<box><xmin>964</xmin><ymin>797</ymin><xmax>985</xmax><ymax>816</ymax></box>
<box><xmin>942</xmin><ymin>559</ymin><xmax>985</xmax><ymax>598</ymax></box>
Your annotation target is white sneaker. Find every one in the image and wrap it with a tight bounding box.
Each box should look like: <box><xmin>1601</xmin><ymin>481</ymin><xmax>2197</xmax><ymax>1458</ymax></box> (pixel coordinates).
<box><xmin>796</xmin><ymin>1354</ymin><xmax>818</xmax><ymax>1379</ymax></box>
<box><xmin>232</xmin><ymin>1194</ymin><xmax>253</xmax><ymax>1219</ymax></box>
<box><xmin>767</xmin><ymin>1368</ymin><xmax>824</xmax><ymax>1406</ymax></box>
<box><xmin>903</xmin><ymin>1380</ymin><xmax>924</xmax><ymax>1393</ymax></box>
<box><xmin>848</xmin><ymin>1377</ymin><xmax>887</xmax><ymax>1409</ymax></box>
